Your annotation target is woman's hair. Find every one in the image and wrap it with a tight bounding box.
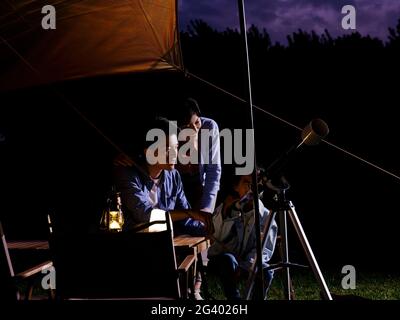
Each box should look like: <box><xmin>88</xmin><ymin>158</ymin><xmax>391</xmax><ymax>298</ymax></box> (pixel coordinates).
<box><xmin>178</xmin><ymin>97</ymin><xmax>201</xmax><ymax>126</ymax></box>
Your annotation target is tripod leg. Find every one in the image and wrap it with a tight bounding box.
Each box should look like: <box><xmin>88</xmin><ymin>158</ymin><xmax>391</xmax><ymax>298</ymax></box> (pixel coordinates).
<box><xmin>275</xmin><ymin>243</ymin><xmax>296</xmax><ymax>300</ymax></box>
<box><xmin>279</xmin><ymin>210</ymin><xmax>295</xmax><ymax>300</ymax></box>
<box><xmin>287</xmin><ymin>201</ymin><xmax>332</xmax><ymax>300</ymax></box>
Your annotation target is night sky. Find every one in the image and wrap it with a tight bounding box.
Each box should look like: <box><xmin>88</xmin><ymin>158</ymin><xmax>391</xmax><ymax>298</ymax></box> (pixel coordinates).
<box><xmin>179</xmin><ymin>0</ymin><xmax>400</xmax><ymax>43</ymax></box>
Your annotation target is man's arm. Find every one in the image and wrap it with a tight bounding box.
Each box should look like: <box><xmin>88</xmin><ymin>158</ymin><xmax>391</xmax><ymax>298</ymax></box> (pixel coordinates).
<box><xmin>114</xmin><ymin>166</ymin><xmax>153</xmax><ymax>224</ymax></box>
<box><xmin>170</xmin><ymin>209</ymin><xmax>214</xmax><ymax>234</ymax></box>
<box><xmin>173</xmin><ymin>170</ymin><xmax>191</xmax><ymax>210</ymax></box>
<box><xmin>148</xmin><ymin>208</ymin><xmax>213</xmax><ymax>234</ymax></box>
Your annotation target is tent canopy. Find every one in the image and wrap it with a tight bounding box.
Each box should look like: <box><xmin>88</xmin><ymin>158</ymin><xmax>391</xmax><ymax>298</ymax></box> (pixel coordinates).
<box><xmin>0</xmin><ymin>0</ymin><xmax>182</xmax><ymax>91</ymax></box>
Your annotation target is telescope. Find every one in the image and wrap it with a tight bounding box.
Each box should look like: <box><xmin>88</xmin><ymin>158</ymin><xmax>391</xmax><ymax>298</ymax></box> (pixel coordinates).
<box><xmin>246</xmin><ymin>118</ymin><xmax>332</xmax><ymax>300</ymax></box>
<box><xmin>264</xmin><ymin>119</ymin><xmax>329</xmax><ymax>182</ymax></box>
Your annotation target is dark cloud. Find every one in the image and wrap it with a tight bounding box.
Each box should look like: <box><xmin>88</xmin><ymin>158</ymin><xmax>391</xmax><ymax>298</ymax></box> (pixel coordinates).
<box><xmin>179</xmin><ymin>0</ymin><xmax>400</xmax><ymax>43</ymax></box>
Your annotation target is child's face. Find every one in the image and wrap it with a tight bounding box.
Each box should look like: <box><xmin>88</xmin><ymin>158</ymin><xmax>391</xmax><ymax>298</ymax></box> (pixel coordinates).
<box><xmin>234</xmin><ymin>175</ymin><xmax>252</xmax><ymax>199</ymax></box>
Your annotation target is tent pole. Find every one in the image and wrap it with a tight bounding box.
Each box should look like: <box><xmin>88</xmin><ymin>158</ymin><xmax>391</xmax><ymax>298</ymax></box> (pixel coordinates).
<box><xmin>237</xmin><ymin>0</ymin><xmax>265</xmax><ymax>300</ymax></box>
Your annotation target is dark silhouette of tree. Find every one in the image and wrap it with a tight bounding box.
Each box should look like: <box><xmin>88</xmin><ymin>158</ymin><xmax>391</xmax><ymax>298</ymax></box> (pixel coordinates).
<box><xmin>182</xmin><ymin>18</ymin><xmax>398</xmax><ymax>55</ymax></box>
<box><xmin>185</xmin><ymin>19</ymin><xmax>219</xmax><ymax>38</ymax></box>
<box><xmin>388</xmin><ymin>18</ymin><xmax>400</xmax><ymax>50</ymax></box>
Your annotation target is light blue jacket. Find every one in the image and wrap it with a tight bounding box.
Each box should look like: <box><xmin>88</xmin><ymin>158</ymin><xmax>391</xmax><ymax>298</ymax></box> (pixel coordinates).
<box><xmin>198</xmin><ymin>117</ymin><xmax>222</xmax><ymax>211</ymax></box>
<box><xmin>208</xmin><ymin>199</ymin><xmax>278</xmax><ymax>271</ymax></box>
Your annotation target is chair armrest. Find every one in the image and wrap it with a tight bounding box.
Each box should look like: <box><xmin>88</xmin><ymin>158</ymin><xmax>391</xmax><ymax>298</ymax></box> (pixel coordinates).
<box><xmin>127</xmin><ymin>220</ymin><xmax>167</xmax><ymax>233</ymax></box>
<box><xmin>14</xmin><ymin>260</ymin><xmax>53</xmax><ymax>280</ymax></box>
<box><xmin>177</xmin><ymin>255</ymin><xmax>196</xmax><ymax>273</ymax></box>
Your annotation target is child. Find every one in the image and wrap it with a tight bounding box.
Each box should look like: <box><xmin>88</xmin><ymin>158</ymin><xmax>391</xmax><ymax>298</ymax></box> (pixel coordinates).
<box><xmin>207</xmin><ymin>173</ymin><xmax>277</xmax><ymax>299</ymax></box>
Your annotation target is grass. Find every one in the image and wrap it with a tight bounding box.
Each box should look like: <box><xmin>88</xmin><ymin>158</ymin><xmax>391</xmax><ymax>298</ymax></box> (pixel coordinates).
<box><xmin>16</xmin><ymin>268</ymin><xmax>400</xmax><ymax>300</ymax></box>
<box><xmin>205</xmin><ymin>270</ymin><xmax>400</xmax><ymax>300</ymax></box>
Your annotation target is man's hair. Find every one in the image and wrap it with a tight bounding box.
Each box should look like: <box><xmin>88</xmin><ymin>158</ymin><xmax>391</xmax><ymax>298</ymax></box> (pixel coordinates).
<box><xmin>178</xmin><ymin>98</ymin><xmax>201</xmax><ymax>126</ymax></box>
<box><xmin>141</xmin><ymin>117</ymin><xmax>178</xmax><ymax>150</ymax></box>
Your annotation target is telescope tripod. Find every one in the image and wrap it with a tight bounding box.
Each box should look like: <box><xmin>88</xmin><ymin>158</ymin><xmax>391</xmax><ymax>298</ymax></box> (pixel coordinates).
<box><xmin>245</xmin><ymin>178</ymin><xmax>332</xmax><ymax>300</ymax></box>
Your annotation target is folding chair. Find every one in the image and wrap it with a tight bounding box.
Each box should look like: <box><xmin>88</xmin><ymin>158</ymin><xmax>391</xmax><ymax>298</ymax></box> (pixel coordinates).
<box><xmin>51</xmin><ymin>212</ymin><xmax>195</xmax><ymax>300</ymax></box>
<box><xmin>0</xmin><ymin>221</ymin><xmax>53</xmax><ymax>300</ymax></box>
